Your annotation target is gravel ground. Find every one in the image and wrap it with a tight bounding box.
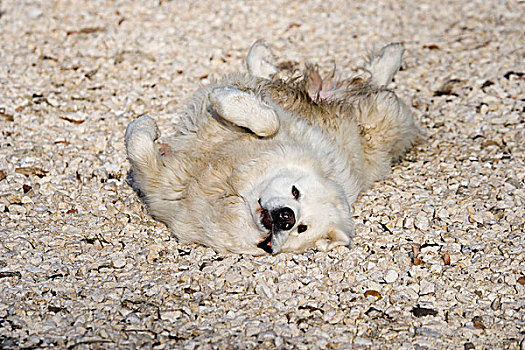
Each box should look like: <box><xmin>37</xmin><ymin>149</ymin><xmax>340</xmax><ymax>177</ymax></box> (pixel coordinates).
<box><xmin>1</xmin><ymin>0</ymin><xmax>524</xmax><ymax>349</ymax></box>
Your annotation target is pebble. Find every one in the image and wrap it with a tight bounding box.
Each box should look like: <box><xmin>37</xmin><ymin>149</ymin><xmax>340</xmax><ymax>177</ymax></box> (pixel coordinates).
<box><xmin>414</xmin><ymin>214</ymin><xmax>430</xmax><ymax>231</ymax></box>
<box><xmin>437</xmin><ymin>208</ymin><xmax>450</xmax><ymax>220</ymax></box>
<box><xmin>27</xmin><ymin>8</ymin><xmax>43</xmax><ymax>19</ymax></box>
<box><xmin>90</xmin><ymin>291</ymin><xmax>105</xmax><ymax>303</ymax></box>
<box><xmin>111</xmin><ymin>254</ymin><xmax>127</xmax><ymax>268</ymax></box>
<box><xmin>256</xmin><ymin>281</ymin><xmax>274</xmax><ymax>299</ymax></box>
<box><xmin>384</xmin><ymin>269</ymin><xmax>399</xmax><ymax>283</ymax></box>
<box><xmin>161</xmin><ymin>310</ymin><xmax>182</xmax><ymax>322</ymax></box>
<box><xmin>354</xmin><ymin>337</ymin><xmax>373</xmax><ymax>346</ymax></box>
<box><xmin>420</xmin><ymin>280</ymin><xmax>435</xmax><ymax>295</ymax></box>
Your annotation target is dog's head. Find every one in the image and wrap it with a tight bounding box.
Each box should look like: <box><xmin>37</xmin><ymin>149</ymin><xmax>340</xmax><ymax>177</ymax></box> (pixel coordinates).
<box><xmin>250</xmin><ymin>165</ymin><xmax>354</xmax><ymax>254</ymax></box>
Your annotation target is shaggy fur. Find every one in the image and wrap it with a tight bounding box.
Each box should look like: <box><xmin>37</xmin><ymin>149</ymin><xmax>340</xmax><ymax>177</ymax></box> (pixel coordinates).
<box><xmin>125</xmin><ymin>41</ymin><xmax>422</xmax><ymax>255</ymax></box>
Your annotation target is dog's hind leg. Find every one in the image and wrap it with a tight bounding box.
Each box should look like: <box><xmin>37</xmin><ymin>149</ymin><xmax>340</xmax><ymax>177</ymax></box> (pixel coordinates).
<box><xmin>357</xmin><ymin>90</ymin><xmax>421</xmax><ymax>184</ymax></box>
<box><xmin>355</xmin><ymin>43</ymin><xmax>422</xmax><ymax>183</ymax></box>
<box><xmin>364</xmin><ymin>43</ymin><xmax>405</xmax><ymax>87</ymax></box>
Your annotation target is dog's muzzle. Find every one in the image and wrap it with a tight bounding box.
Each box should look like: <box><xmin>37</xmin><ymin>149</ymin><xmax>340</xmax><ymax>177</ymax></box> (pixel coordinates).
<box><xmin>260</xmin><ymin>207</ymin><xmax>296</xmax><ymax>231</ymax></box>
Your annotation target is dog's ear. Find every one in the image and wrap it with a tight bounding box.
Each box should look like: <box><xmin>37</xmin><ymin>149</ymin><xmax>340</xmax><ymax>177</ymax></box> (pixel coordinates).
<box><xmin>315</xmin><ymin>225</ymin><xmax>352</xmax><ymax>252</ymax></box>
<box><xmin>209</xmin><ymin>87</ymin><xmax>280</xmax><ymax>137</ymax></box>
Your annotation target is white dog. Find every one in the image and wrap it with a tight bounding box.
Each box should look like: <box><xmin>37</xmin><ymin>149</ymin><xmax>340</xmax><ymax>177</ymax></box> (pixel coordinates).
<box><xmin>125</xmin><ymin>41</ymin><xmax>421</xmax><ymax>255</ymax></box>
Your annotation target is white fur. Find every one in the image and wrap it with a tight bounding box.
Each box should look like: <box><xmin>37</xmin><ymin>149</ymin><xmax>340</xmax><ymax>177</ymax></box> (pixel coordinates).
<box><xmin>209</xmin><ymin>87</ymin><xmax>279</xmax><ymax>137</ymax></box>
<box><xmin>246</xmin><ymin>39</ymin><xmax>278</xmax><ymax>79</ymax></box>
<box><xmin>125</xmin><ymin>42</ymin><xmax>421</xmax><ymax>255</ymax></box>
<box><xmin>365</xmin><ymin>42</ymin><xmax>405</xmax><ymax>86</ymax></box>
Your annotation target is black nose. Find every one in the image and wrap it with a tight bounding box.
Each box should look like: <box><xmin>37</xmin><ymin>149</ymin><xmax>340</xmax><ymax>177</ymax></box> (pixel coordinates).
<box><xmin>271</xmin><ymin>207</ymin><xmax>295</xmax><ymax>231</ymax></box>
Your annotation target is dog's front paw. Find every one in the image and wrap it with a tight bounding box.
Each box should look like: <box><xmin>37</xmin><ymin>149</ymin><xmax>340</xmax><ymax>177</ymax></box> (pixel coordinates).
<box><xmin>125</xmin><ymin>115</ymin><xmax>160</xmax><ymax>142</ymax></box>
<box><xmin>209</xmin><ymin>87</ymin><xmax>280</xmax><ymax>137</ymax></box>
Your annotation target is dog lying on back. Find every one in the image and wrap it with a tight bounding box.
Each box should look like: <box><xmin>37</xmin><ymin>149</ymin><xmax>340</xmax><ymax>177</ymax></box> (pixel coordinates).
<box><xmin>125</xmin><ymin>41</ymin><xmax>421</xmax><ymax>255</ymax></box>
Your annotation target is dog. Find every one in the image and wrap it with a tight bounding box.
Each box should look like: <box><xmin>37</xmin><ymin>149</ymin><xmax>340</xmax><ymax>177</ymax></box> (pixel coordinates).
<box><xmin>125</xmin><ymin>41</ymin><xmax>422</xmax><ymax>255</ymax></box>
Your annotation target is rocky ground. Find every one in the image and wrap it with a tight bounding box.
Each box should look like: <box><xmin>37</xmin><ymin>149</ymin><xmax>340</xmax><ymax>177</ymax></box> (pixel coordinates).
<box><xmin>0</xmin><ymin>0</ymin><xmax>523</xmax><ymax>349</ymax></box>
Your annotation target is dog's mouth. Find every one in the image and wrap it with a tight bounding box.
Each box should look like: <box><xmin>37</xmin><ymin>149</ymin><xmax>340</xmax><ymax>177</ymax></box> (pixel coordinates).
<box><xmin>257</xmin><ymin>231</ymin><xmax>273</xmax><ymax>254</ymax></box>
<box><xmin>257</xmin><ymin>207</ymin><xmax>273</xmax><ymax>253</ymax></box>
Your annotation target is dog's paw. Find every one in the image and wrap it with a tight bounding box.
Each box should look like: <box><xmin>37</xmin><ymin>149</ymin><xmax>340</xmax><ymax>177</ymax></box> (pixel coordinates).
<box><xmin>125</xmin><ymin>115</ymin><xmax>160</xmax><ymax>142</ymax></box>
<box><xmin>209</xmin><ymin>87</ymin><xmax>279</xmax><ymax>137</ymax></box>
<box><xmin>365</xmin><ymin>42</ymin><xmax>405</xmax><ymax>87</ymax></box>
<box><xmin>246</xmin><ymin>40</ymin><xmax>278</xmax><ymax>79</ymax></box>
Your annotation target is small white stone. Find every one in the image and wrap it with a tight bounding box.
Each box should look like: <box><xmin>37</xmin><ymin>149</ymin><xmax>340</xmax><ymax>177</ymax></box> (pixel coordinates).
<box><xmin>354</xmin><ymin>337</ymin><xmax>373</xmax><ymax>346</ymax></box>
<box><xmin>103</xmin><ymin>163</ymin><xmax>121</xmax><ymax>175</ymax></box>
<box><xmin>437</xmin><ymin>208</ymin><xmax>449</xmax><ymax>219</ymax></box>
<box><xmin>258</xmin><ymin>330</ymin><xmax>277</xmax><ymax>341</ymax></box>
<box><xmin>28</xmin><ymin>8</ymin><xmax>43</xmax><ymax>19</ymax></box>
<box><xmin>145</xmin><ymin>285</ymin><xmax>159</xmax><ymax>297</ymax></box>
<box><xmin>112</xmin><ymin>255</ymin><xmax>127</xmax><ymax>268</ymax></box>
<box><xmin>274</xmin><ymin>336</ymin><xmax>284</xmax><ymax>347</ymax></box>
<box><xmin>415</xmin><ymin>214</ymin><xmax>430</xmax><ymax>231</ymax></box>
<box><xmin>256</xmin><ymin>281</ymin><xmax>274</xmax><ymax>299</ymax></box>
<box><xmin>90</xmin><ymin>290</ymin><xmax>105</xmax><ymax>303</ymax></box>
<box><xmin>161</xmin><ymin>310</ymin><xmax>182</xmax><ymax>322</ymax></box>
<box><xmin>225</xmin><ymin>271</ymin><xmax>242</xmax><ymax>284</ymax></box>
<box><xmin>384</xmin><ymin>269</ymin><xmax>399</xmax><ymax>283</ymax></box>
<box><xmin>47</xmin><ymin>97</ymin><xmax>59</xmax><ymax>107</ymax></box>
<box><xmin>419</xmin><ymin>280</ymin><xmax>435</xmax><ymax>295</ymax></box>
<box><xmin>245</xmin><ymin>324</ymin><xmax>260</xmax><ymax>337</ymax></box>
